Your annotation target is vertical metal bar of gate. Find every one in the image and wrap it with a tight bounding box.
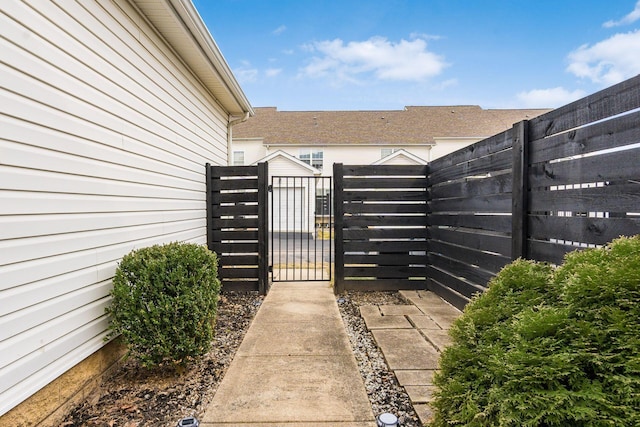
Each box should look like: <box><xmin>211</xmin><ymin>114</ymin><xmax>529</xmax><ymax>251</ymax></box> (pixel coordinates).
<box><xmin>270</xmin><ymin>175</ymin><xmax>332</xmax><ymax>282</ymax></box>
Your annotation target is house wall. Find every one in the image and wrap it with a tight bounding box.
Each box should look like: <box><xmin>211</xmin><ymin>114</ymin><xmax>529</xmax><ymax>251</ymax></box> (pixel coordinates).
<box><xmin>1</xmin><ymin>0</ymin><xmax>230</xmax><ymax>421</ymax></box>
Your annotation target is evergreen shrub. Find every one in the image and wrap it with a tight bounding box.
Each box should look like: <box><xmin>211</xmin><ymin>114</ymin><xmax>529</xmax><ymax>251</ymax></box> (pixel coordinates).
<box><xmin>106</xmin><ymin>242</ymin><xmax>221</xmax><ymax>368</ymax></box>
<box><xmin>430</xmin><ymin>235</ymin><xmax>640</xmax><ymax>427</ymax></box>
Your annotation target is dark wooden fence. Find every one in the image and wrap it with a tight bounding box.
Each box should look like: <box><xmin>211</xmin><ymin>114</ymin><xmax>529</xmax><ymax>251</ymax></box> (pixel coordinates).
<box><xmin>334</xmin><ymin>164</ymin><xmax>429</xmax><ymax>294</ymax></box>
<box><xmin>334</xmin><ymin>75</ymin><xmax>640</xmax><ymax>309</ymax></box>
<box><xmin>206</xmin><ymin>163</ymin><xmax>268</xmax><ymax>293</ymax></box>
<box><xmin>425</xmin><ymin>75</ymin><xmax>640</xmax><ymax>309</ymax></box>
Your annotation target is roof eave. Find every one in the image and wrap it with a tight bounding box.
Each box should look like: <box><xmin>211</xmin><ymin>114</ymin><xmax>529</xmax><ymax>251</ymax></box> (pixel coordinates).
<box><xmin>132</xmin><ymin>0</ymin><xmax>253</xmax><ymax>117</ymax></box>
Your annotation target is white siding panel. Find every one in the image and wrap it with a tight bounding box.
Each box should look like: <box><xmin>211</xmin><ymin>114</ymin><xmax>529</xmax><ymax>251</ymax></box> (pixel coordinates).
<box><xmin>0</xmin><ymin>0</ymin><xmax>237</xmax><ymax>415</ymax></box>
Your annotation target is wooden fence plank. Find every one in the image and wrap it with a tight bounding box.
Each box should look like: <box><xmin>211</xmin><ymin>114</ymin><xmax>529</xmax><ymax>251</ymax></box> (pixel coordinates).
<box><xmin>342</xmin><ymin>164</ymin><xmax>428</xmax><ymax>176</ymax></box>
<box><xmin>428</xmin><ymin>227</ymin><xmax>512</xmax><ymax>256</ymax></box>
<box><xmin>529</xmin><ymin>183</ymin><xmax>640</xmax><ymax>213</ymax></box>
<box><xmin>529</xmin><ymin>215</ymin><xmax>640</xmax><ymax>245</ymax></box>
<box><xmin>429</xmin><ymin>129</ymin><xmax>512</xmax><ymax>171</ymax></box>
<box><xmin>429</xmin><ymin>148</ymin><xmax>512</xmax><ymax>183</ymax></box>
<box><xmin>529</xmin><ymin>148</ymin><xmax>640</xmax><ymax>189</ymax></box>
<box><xmin>529</xmin><ymin>109</ymin><xmax>640</xmax><ymax>163</ymax></box>
<box><xmin>344</xmin><ymin>202</ymin><xmax>427</xmax><ymax>214</ymax></box>
<box><xmin>428</xmin><ymin>213</ymin><xmax>512</xmax><ymax>233</ymax></box>
<box><xmin>343</xmin><ymin>177</ymin><xmax>427</xmax><ymax>189</ymax></box>
<box><xmin>428</xmin><ymin>239</ymin><xmax>511</xmax><ymax>274</ymax></box>
<box><xmin>429</xmin><ymin>193</ymin><xmax>512</xmax><ymax>213</ymax></box>
<box><xmin>528</xmin><ymin>74</ymin><xmax>640</xmax><ymax>141</ymax></box>
<box><xmin>430</xmin><ymin>172</ymin><xmax>512</xmax><ymax>199</ymax></box>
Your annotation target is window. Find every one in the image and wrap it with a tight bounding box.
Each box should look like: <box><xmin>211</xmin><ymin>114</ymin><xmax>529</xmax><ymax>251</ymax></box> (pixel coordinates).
<box><xmin>232</xmin><ymin>151</ymin><xmax>245</xmax><ymax>166</ymax></box>
<box><xmin>299</xmin><ymin>148</ymin><xmax>323</xmax><ymax>170</ymax></box>
<box><xmin>381</xmin><ymin>148</ymin><xmax>399</xmax><ymax>158</ymax></box>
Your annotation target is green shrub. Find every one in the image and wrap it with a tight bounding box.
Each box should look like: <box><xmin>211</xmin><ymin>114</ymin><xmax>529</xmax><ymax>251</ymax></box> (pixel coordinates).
<box><xmin>106</xmin><ymin>242</ymin><xmax>221</xmax><ymax>368</ymax></box>
<box><xmin>430</xmin><ymin>236</ymin><xmax>640</xmax><ymax>427</ymax></box>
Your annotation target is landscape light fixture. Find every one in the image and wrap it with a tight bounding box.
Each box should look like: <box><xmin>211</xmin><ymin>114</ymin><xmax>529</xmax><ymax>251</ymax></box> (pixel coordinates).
<box><xmin>377</xmin><ymin>412</ymin><xmax>399</xmax><ymax>426</ymax></box>
<box><xmin>177</xmin><ymin>416</ymin><xmax>199</xmax><ymax>426</ymax></box>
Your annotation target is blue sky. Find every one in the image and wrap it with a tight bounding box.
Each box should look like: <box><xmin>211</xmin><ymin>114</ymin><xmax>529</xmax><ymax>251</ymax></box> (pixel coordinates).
<box><xmin>193</xmin><ymin>0</ymin><xmax>640</xmax><ymax>111</ymax></box>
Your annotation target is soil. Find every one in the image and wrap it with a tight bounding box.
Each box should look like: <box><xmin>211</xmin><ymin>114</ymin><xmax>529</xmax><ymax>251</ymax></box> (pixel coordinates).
<box><xmin>60</xmin><ymin>290</ymin><xmax>423</xmax><ymax>427</ymax></box>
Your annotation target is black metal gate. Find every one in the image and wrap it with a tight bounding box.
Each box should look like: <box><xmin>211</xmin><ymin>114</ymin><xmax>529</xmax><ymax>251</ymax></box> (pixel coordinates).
<box><xmin>270</xmin><ymin>176</ymin><xmax>333</xmax><ymax>281</ymax></box>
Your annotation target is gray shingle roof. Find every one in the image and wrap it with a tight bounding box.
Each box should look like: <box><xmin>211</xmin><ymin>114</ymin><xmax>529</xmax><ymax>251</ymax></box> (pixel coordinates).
<box><xmin>233</xmin><ymin>106</ymin><xmax>551</xmax><ymax>145</ymax></box>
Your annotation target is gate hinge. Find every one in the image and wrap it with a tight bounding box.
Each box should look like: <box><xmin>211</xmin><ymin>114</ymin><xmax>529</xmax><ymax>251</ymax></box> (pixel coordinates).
<box><xmin>268</xmin><ymin>184</ymin><xmax>273</xmax><ymax>192</ymax></box>
<box><xmin>268</xmin><ymin>265</ymin><xmax>273</xmax><ymax>273</ymax></box>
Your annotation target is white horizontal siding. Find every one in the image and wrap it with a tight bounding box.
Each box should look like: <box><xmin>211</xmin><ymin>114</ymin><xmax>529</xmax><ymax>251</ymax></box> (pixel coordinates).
<box><xmin>0</xmin><ymin>0</ymin><xmax>232</xmax><ymax>415</ymax></box>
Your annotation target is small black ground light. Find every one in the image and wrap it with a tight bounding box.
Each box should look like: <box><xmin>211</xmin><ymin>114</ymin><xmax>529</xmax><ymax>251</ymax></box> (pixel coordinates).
<box><xmin>177</xmin><ymin>416</ymin><xmax>199</xmax><ymax>427</ymax></box>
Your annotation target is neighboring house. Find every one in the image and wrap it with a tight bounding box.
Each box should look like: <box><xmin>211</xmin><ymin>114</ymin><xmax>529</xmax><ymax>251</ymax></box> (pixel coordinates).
<box><xmin>0</xmin><ymin>0</ymin><xmax>252</xmax><ymax>424</ymax></box>
<box><xmin>232</xmin><ymin>106</ymin><xmax>551</xmax><ymax>175</ymax></box>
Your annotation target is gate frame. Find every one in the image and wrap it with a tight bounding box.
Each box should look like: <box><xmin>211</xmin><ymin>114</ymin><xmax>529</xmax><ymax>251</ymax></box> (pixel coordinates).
<box><xmin>269</xmin><ymin>175</ymin><xmax>333</xmax><ymax>283</ymax></box>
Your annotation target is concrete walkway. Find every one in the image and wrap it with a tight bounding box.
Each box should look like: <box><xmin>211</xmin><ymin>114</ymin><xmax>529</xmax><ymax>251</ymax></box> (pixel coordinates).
<box><xmin>359</xmin><ymin>290</ymin><xmax>462</xmax><ymax>425</ymax></box>
<box><xmin>201</xmin><ymin>281</ymin><xmax>376</xmax><ymax>426</ymax></box>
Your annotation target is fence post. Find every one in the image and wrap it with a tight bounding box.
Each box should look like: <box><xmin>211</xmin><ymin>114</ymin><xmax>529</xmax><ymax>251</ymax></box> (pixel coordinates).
<box><xmin>257</xmin><ymin>162</ymin><xmax>269</xmax><ymax>295</ymax></box>
<box><xmin>205</xmin><ymin>163</ymin><xmax>213</xmax><ymax>251</ymax></box>
<box><xmin>333</xmin><ymin>163</ymin><xmax>345</xmax><ymax>294</ymax></box>
<box><xmin>511</xmin><ymin>120</ymin><xmax>529</xmax><ymax>260</ymax></box>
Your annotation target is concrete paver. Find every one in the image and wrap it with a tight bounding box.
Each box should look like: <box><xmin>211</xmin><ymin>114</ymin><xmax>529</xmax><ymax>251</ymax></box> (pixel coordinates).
<box><xmin>371</xmin><ymin>329</ymin><xmax>440</xmax><ymax>370</ymax></box>
<box><xmin>394</xmin><ymin>369</ymin><xmax>436</xmax><ymax>386</ymax></box>
<box><xmin>201</xmin><ymin>281</ymin><xmax>375</xmax><ymax>426</ymax></box>
<box><xmin>364</xmin><ymin>290</ymin><xmax>462</xmax><ymax>425</ymax></box>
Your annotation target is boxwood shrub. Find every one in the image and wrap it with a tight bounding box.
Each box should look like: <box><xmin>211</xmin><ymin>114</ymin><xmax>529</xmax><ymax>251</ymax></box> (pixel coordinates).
<box><xmin>430</xmin><ymin>235</ymin><xmax>640</xmax><ymax>427</ymax></box>
<box><xmin>106</xmin><ymin>242</ymin><xmax>221</xmax><ymax>368</ymax></box>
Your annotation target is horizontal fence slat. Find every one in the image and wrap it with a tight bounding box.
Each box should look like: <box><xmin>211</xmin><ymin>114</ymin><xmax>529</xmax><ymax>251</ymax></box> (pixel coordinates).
<box><xmin>428</xmin><ymin>239</ymin><xmax>511</xmax><ymax>274</ymax></box>
<box><xmin>428</xmin><ymin>213</ymin><xmax>512</xmax><ymax>233</ymax></box>
<box><xmin>211</xmin><ymin>205</ymin><xmax>259</xmax><ymax>217</ymax></box>
<box><xmin>209</xmin><ymin>178</ymin><xmax>259</xmax><ymax>191</ymax></box>
<box><xmin>219</xmin><ymin>267</ymin><xmax>259</xmax><ymax>279</ymax></box>
<box><xmin>430</xmin><ymin>173</ymin><xmax>512</xmax><ymax>199</ymax></box>
<box><xmin>426</xmin><ymin>265</ymin><xmax>486</xmax><ymax>299</ymax></box>
<box><xmin>529</xmin><ymin>148</ymin><xmax>640</xmax><ymax>189</ymax></box>
<box><xmin>344</xmin><ymin>202</ymin><xmax>427</xmax><ymax>214</ymax></box>
<box><xmin>427</xmin><ymin>279</ymin><xmax>469</xmax><ymax>311</ymax></box>
<box><xmin>344</xmin><ymin>266</ymin><xmax>427</xmax><ymax>279</ymax></box>
<box><xmin>344</xmin><ymin>253</ymin><xmax>426</xmax><ymax>265</ymax></box>
<box><xmin>529</xmin><ymin>183</ymin><xmax>640</xmax><ymax>213</ymax></box>
<box><xmin>211</xmin><ymin>242</ymin><xmax>259</xmax><ymax>253</ymax></box>
<box><xmin>342</xmin><ymin>165</ymin><xmax>428</xmax><ymax>176</ymax></box>
<box><xmin>429</xmin><ymin>192</ymin><xmax>512</xmax><ymax>213</ymax></box>
<box><xmin>527</xmin><ymin>239</ymin><xmax>587</xmax><ymax>265</ymax></box>
<box><xmin>429</xmin><ymin>130</ymin><xmax>513</xmax><ymax>171</ymax></box>
<box><xmin>428</xmin><ymin>227</ymin><xmax>512</xmax><ymax>257</ymax></box>
<box><xmin>429</xmin><ymin>148</ymin><xmax>512</xmax><ymax>184</ymax></box>
<box><xmin>428</xmin><ymin>252</ymin><xmax>496</xmax><ymax>286</ymax></box>
<box><xmin>210</xmin><ymin>166</ymin><xmax>259</xmax><ymax>178</ymax></box>
<box><xmin>343</xmin><ymin>177</ymin><xmax>427</xmax><ymax>189</ymax></box>
<box><xmin>529</xmin><ymin>109</ymin><xmax>640</xmax><ymax>163</ymax></box>
<box><xmin>342</xmin><ymin>227</ymin><xmax>428</xmax><ymax>240</ymax></box>
<box><xmin>343</xmin><ymin>215</ymin><xmax>427</xmax><ymax>227</ymax></box>
<box><xmin>344</xmin><ymin>240</ymin><xmax>428</xmax><ymax>252</ymax></box>
<box><xmin>218</xmin><ymin>255</ymin><xmax>259</xmax><ymax>265</ymax></box>
<box><xmin>211</xmin><ymin>230</ymin><xmax>259</xmax><ymax>241</ymax></box>
<box><xmin>528</xmin><ymin>74</ymin><xmax>640</xmax><ymax>141</ymax></box>
<box><xmin>529</xmin><ymin>215</ymin><xmax>640</xmax><ymax>246</ymax></box>
<box><xmin>342</xmin><ymin>190</ymin><xmax>428</xmax><ymax>202</ymax></box>
<box><xmin>213</xmin><ymin>192</ymin><xmax>259</xmax><ymax>203</ymax></box>
<box><xmin>211</xmin><ymin>218</ymin><xmax>259</xmax><ymax>229</ymax></box>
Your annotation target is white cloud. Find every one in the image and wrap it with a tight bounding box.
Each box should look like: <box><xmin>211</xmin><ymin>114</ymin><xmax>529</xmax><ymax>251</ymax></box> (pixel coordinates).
<box><xmin>300</xmin><ymin>36</ymin><xmax>448</xmax><ymax>83</ymax></box>
<box><xmin>265</xmin><ymin>68</ymin><xmax>282</xmax><ymax>77</ymax></box>
<box><xmin>517</xmin><ymin>87</ymin><xmax>586</xmax><ymax>108</ymax></box>
<box><xmin>603</xmin><ymin>1</ymin><xmax>640</xmax><ymax>27</ymax></box>
<box><xmin>566</xmin><ymin>30</ymin><xmax>640</xmax><ymax>85</ymax></box>
<box><xmin>273</xmin><ymin>25</ymin><xmax>287</xmax><ymax>35</ymax></box>
<box><xmin>234</xmin><ymin>61</ymin><xmax>258</xmax><ymax>83</ymax></box>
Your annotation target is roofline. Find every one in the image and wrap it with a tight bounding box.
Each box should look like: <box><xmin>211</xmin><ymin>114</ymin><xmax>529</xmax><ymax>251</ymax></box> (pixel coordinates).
<box><xmin>133</xmin><ymin>0</ymin><xmax>253</xmax><ymax>116</ymax></box>
<box><xmin>253</xmin><ymin>150</ymin><xmax>322</xmax><ymax>174</ymax></box>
